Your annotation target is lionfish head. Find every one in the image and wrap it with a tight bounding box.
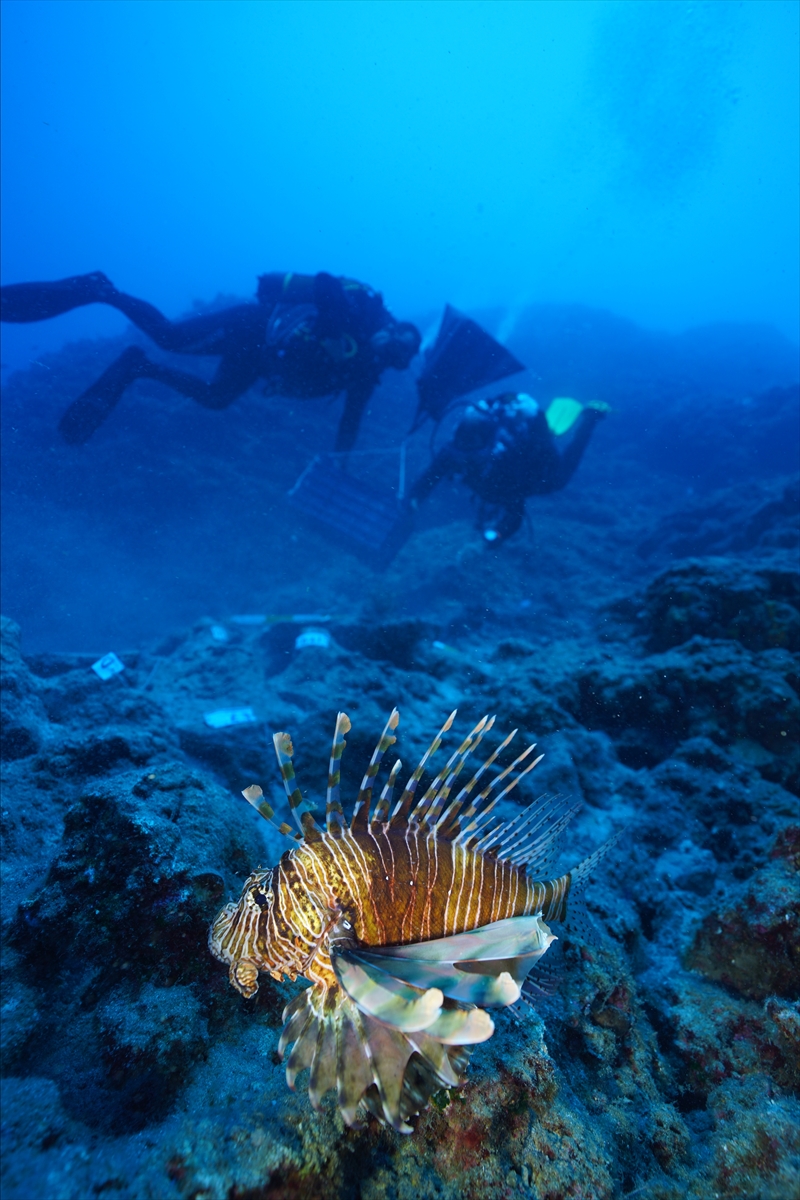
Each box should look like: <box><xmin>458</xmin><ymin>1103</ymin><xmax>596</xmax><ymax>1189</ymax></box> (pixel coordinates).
<box><xmin>208</xmin><ymin>868</ymin><xmax>275</xmax><ymax>997</ymax></box>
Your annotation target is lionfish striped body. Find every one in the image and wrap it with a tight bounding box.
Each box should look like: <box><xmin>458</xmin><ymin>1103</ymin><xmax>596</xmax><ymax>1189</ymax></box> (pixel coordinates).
<box><xmin>210</xmin><ymin>710</ymin><xmax>617</xmax><ymax>1132</ymax></box>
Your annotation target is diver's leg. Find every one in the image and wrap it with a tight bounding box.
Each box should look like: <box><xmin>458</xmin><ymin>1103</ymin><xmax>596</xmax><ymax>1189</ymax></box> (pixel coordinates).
<box><xmin>1</xmin><ymin>272</ymin><xmax>116</xmax><ymax>323</ymax></box>
<box><xmin>131</xmin><ymin>353</ymin><xmax>262</xmax><ymax>410</ymax></box>
<box><xmin>59</xmin><ymin>347</ymin><xmax>261</xmax><ymax>443</ymax></box>
<box><xmin>59</xmin><ymin>346</ymin><xmax>150</xmax><ymax>443</ymax></box>
<box><xmin>105</xmin><ymin>294</ymin><xmax>265</xmax><ymax>356</ymax></box>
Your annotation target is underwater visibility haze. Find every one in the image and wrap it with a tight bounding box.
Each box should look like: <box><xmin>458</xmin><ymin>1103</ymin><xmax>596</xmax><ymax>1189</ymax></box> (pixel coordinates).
<box><xmin>1</xmin><ymin>2</ymin><xmax>799</xmax><ymax>1198</ymax></box>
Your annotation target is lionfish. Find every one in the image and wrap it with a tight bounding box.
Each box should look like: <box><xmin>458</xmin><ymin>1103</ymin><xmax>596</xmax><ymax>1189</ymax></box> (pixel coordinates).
<box><xmin>210</xmin><ymin>709</ymin><xmax>617</xmax><ymax>1133</ymax></box>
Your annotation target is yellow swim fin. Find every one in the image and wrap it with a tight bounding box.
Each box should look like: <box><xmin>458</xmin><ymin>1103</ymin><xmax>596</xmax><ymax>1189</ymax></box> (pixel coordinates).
<box><xmin>545</xmin><ymin>397</ymin><xmax>584</xmax><ymax>436</ymax></box>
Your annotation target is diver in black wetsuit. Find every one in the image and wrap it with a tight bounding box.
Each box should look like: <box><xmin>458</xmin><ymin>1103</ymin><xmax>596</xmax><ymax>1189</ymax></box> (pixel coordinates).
<box><xmin>0</xmin><ymin>270</ymin><xmax>420</xmax><ymax>450</ymax></box>
<box><xmin>408</xmin><ymin>391</ymin><xmax>607</xmax><ymax>543</ymax></box>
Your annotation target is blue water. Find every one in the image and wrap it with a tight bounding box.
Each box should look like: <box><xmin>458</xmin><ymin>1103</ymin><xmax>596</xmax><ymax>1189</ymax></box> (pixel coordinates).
<box><xmin>1</xmin><ymin>4</ymin><xmax>799</xmax><ymax>1199</ymax></box>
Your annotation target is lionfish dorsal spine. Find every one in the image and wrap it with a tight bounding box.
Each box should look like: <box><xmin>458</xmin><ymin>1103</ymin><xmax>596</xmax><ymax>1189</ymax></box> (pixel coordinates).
<box><xmin>241</xmin><ymin>783</ymin><xmax>303</xmax><ymax>842</ymax></box>
<box><xmin>272</xmin><ymin>730</ymin><xmax>321</xmax><ymax>838</ymax></box>
<box><xmin>351</xmin><ymin>708</ymin><xmax>399</xmax><ymax>831</ymax></box>
<box><xmin>412</xmin><ymin>715</ymin><xmax>492</xmax><ymax>829</ymax></box>
<box><xmin>469</xmin><ymin>752</ymin><xmax>545</xmax><ymax>853</ymax></box>
<box><xmin>387</xmin><ymin>710</ymin><xmax>456</xmax><ymax>828</ymax></box>
<box><xmin>435</xmin><ymin>727</ymin><xmax>518</xmax><ymax>837</ymax></box>
<box><xmin>504</xmin><ymin>799</ymin><xmax>583</xmax><ymax>869</ymax></box>
<box><xmin>452</xmin><ymin>742</ymin><xmax>541</xmax><ymax>847</ymax></box>
<box><xmin>326</xmin><ymin>711</ymin><xmax>351</xmax><ymax>835</ymax></box>
<box><xmin>429</xmin><ymin>714</ymin><xmax>497</xmax><ymax>827</ymax></box>
<box><xmin>369</xmin><ymin>758</ymin><xmax>402</xmax><ymax>824</ymax></box>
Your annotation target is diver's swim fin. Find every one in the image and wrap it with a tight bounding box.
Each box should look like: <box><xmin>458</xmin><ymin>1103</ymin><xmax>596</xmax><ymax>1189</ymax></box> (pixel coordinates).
<box><xmin>59</xmin><ymin>345</ymin><xmax>147</xmax><ymax>444</ymax></box>
<box><xmin>545</xmin><ymin>397</ymin><xmax>584</xmax><ymax>436</ymax></box>
<box><xmin>1</xmin><ymin>272</ymin><xmax>116</xmax><ymax>324</ymax></box>
<box><xmin>413</xmin><ymin>306</ymin><xmax>525</xmax><ymax>429</ymax></box>
<box><xmin>545</xmin><ymin>397</ymin><xmax>611</xmax><ymax>435</ymax></box>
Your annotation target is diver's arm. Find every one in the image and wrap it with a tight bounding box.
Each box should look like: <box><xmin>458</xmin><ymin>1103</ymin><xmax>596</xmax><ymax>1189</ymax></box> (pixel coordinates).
<box><xmin>408</xmin><ymin>446</ymin><xmax>460</xmax><ymax>505</ymax></box>
<box><xmin>553</xmin><ymin>407</ymin><xmax>604</xmax><ymax>489</ymax></box>
<box><xmin>494</xmin><ymin>499</ymin><xmax>526</xmax><ymax>542</ymax></box>
<box><xmin>335</xmin><ymin>379</ymin><xmax>374</xmax><ymax>453</ymax></box>
<box><xmin>314</xmin><ymin>272</ymin><xmax>352</xmax><ymax>337</ymax></box>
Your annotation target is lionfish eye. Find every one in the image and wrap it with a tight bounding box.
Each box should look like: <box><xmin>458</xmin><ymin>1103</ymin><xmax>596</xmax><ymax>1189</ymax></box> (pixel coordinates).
<box><xmin>253</xmin><ymin>888</ymin><xmax>273</xmax><ymax>909</ymax></box>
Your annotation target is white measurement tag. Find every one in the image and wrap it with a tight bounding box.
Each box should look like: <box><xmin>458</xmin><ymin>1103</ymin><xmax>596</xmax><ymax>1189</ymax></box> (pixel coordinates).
<box><xmin>203</xmin><ymin>707</ymin><xmax>258</xmax><ymax>729</ymax></box>
<box><xmin>210</xmin><ymin>625</ymin><xmax>229</xmax><ymax>642</ymax></box>
<box><xmin>295</xmin><ymin>629</ymin><xmax>331</xmax><ymax>650</ymax></box>
<box><xmin>92</xmin><ymin>652</ymin><xmax>126</xmax><ymax>681</ymax></box>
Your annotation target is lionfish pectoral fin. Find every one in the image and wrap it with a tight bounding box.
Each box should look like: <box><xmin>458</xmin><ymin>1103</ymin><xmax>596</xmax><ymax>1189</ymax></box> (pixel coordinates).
<box><xmin>421</xmin><ymin>1006</ymin><xmax>495</xmax><ymax>1045</ymax></box>
<box><xmin>365</xmin><ymin>914</ymin><xmax>554</xmax><ymax>967</ymax></box>
<box><xmin>332</xmin><ymin>949</ymin><xmax>444</xmax><ymax>1032</ymax></box>
<box><xmin>308</xmin><ymin>1009</ymin><xmax>337</xmax><ymax>1109</ymax></box>
<box><xmin>357</xmin><ymin>1015</ymin><xmax>417</xmax><ymax>1132</ymax></box>
<box><xmin>285</xmin><ymin>1019</ymin><xmax>318</xmax><ymax>1089</ymax></box>
<box><xmin>336</xmin><ymin>1002</ymin><xmax>376</xmax><ymax>1127</ymax></box>
<box><xmin>279</xmin><ymin>990</ymin><xmax>316</xmax><ymax>1061</ymax></box>
<box><xmin>410</xmin><ymin>1030</ymin><xmax>469</xmax><ymax>1087</ymax></box>
<box><xmin>279</xmin><ymin>984</ymin><xmax>477</xmax><ymax>1131</ymax></box>
<box><xmin>456</xmin><ymin>941</ymin><xmax>557</xmax><ymax>984</ymax></box>
<box><xmin>353</xmin><ymin>949</ymin><xmax>521</xmax><ymax>1006</ymax></box>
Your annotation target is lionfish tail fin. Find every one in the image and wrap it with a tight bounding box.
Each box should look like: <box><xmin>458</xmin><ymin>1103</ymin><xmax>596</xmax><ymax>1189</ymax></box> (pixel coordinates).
<box><xmin>279</xmin><ymin>984</ymin><xmax>474</xmax><ymax>1133</ymax></box>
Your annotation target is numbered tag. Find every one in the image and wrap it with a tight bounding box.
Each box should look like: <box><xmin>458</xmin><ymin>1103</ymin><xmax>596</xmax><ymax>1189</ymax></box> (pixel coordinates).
<box><xmin>295</xmin><ymin>629</ymin><xmax>331</xmax><ymax>650</ymax></box>
<box><xmin>92</xmin><ymin>652</ymin><xmax>126</xmax><ymax>681</ymax></box>
<box><xmin>203</xmin><ymin>707</ymin><xmax>258</xmax><ymax>729</ymax></box>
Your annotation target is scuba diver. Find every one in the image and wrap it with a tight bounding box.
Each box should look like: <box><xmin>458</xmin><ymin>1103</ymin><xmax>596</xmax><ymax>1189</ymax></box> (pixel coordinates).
<box><xmin>0</xmin><ymin>270</ymin><xmax>420</xmax><ymax>450</ymax></box>
<box><xmin>408</xmin><ymin>391</ymin><xmax>608</xmax><ymax>543</ymax></box>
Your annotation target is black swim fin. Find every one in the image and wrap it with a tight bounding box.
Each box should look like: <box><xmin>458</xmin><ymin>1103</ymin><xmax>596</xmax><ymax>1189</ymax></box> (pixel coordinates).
<box><xmin>1</xmin><ymin>272</ymin><xmax>116</xmax><ymax>323</ymax></box>
<box><xmin>59</xmin><ymin>345</ymin><xmax>147</xmax><ymax>444</ymax></box>
<box><xmin>413</xmin><ymin>306</ymin><xmax>525</xmax><ymax>428</ymax></box>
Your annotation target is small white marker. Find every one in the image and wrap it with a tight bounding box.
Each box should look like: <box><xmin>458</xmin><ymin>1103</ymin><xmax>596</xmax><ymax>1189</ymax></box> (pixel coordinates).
<box><xmin>203</xmin><ymin>707</ymin><xmax>258</xmax><ymax>729</ymax></box>
<box><xmin>295</xmin><ymin>629</ymin><xmax>331</xmax><ymax>650</ymax></box>
<box><xmin>92</xmin><ymin>652</ymin><xmax>125</xmax><ymax>681</ymax></box>
<box><xmin>210</xmin><ymin>625</ymin><xmax>229</xmax><ymax>642</ymax></box>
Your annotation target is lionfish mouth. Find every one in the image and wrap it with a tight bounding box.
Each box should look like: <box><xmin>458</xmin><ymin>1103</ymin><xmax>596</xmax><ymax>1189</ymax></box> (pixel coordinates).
<box><xmin>209</xmin><ymin>708</ymin><xmax>620</xmax><ymax>1132</ymax></box>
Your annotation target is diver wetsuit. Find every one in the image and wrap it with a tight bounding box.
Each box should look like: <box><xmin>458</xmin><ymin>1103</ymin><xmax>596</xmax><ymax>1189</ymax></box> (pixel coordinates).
<box><xmin>0</xmin><ymin>271</ymin><xmax>420</xmax><ymax>450</ymax></box>
<box><xmin>409</xmin><ymin>392</ymin><xmax>605</xmax><ymax>542</ymax></box>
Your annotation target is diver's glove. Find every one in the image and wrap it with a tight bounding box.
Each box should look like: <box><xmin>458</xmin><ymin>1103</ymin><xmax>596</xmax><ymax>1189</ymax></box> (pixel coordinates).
<box><xmin>585</xmin><ymin>400</ymin><xmax>611</xmax><ymax>419</ymax></box>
